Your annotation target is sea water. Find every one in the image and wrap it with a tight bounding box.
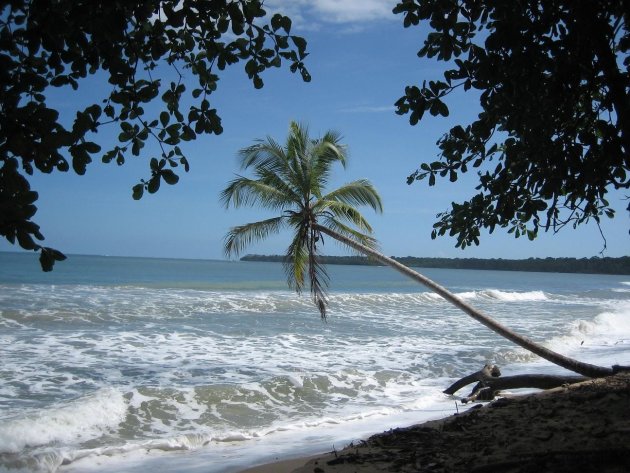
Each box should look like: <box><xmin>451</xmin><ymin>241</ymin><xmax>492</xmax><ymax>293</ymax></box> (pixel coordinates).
<box><xmin>0</xmin><ymin>252</ymin><xmax>628</xmax><ymax>472</ymax></box>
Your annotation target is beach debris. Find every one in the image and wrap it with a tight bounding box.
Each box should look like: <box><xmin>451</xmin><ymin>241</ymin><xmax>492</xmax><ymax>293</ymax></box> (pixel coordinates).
<box><xmin>444</xmin><ymin>364</ymin><xmax>589</xmax><ymax>402</ymax></box>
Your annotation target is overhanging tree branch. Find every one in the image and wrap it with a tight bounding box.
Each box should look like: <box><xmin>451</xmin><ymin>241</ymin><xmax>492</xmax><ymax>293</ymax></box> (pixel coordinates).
<box><xmin>0</xmin><ymin>0</ymin><xmax>310</xmax><ymax>270</ymax></box>
<box><xmin>395</xmin><ymin>0</ymin><xmax>629</xmax><ymax>248</ymax></box>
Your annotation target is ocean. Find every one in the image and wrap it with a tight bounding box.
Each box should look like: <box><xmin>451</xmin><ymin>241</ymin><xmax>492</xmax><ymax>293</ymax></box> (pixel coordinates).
<box><xmin>1</xmin><ymin>252</ymin><xmax>629</xmax><ymax>472</ymax></box>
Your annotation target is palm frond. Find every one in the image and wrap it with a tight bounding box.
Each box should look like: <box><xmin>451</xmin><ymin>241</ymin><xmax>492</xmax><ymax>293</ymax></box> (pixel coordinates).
<box><xmin>309</xmin><ymin>134</ymin><xmax>347</xmax><ymax>196</ymax></box>
<box><xmin>285</xmin><ymin>122</ymin><xmax>312</xmax><ymax>199</ymax></box>
<box><xmin>238</xmin><ymin>138</ymin><xmax>287</xmax><ymax>172</ymax></box>
<box><xmin>284</xmin><ymin>224</ymin><xmax>309</xmax><ymax>293</ymax></box>
<box><xmin>308</xmin><ymin>225</ymin><xmax>330</xmax><ymax>320</ymax></box>
<box><xmin>283</xmin><ymin>222</ymin><xmax>330</xmax><ymax>319</ymax></box>
<box><xmin>220</xmin><ymin>176</ymin><xmax>295</xmax><ymax>210</ymax></box>
<box><xmin>287</xmin><ymin>122</ymin><xmax>310</xmax><ymax>159</ymax></box>
<box><xmin>254</xmin><ymin>167</ymin><xmax>301</xmax><ymax>203</ymax></box>
<box><xmin>237</xmin><ymin>136</ymin><xmax>304</xmax><ymax>204</ymax></box>
<box><xmin>312</xmin><ymin>134</ymin><xmax>346</xmax><ymax>168</ymax></box>
<box><xmin>319</xmin><ymin>215</ymin><xmax>380</xmax><ymax>253</ymax></box>
<box><xmin>316</xmin><ymin>199</ymin><xmax>375</xmax><ymax>233</ymax></box>
<box><xmin>320</xmin><ymin>180</ymin><xmax>383</xmax><ymax>213</ymax></box>
<box><xmin>223</xmin><ymin>216</ymin><xmax>286</xmax><ymax>257</ymax></box>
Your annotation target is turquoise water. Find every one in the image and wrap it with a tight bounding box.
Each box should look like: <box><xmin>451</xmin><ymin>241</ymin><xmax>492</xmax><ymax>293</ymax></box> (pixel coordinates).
<box><xmin>1</xmin><ymin>252</ymin><xmax>629</xmax><ymax>472</ymax></box>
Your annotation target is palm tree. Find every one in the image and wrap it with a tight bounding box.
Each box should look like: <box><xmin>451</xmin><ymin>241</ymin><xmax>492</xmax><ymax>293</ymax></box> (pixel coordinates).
<box><xmin>221</xmin><ymin>121</ymin><xmax>612</xmax><ymax>378</ymax></box>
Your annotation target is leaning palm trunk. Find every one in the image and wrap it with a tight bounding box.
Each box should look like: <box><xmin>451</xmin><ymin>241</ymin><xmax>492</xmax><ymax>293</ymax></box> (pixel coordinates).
<box><xmin>315</xmin><ymin>224</ymin><xmax>613</xmax><ymax>378</ymax></box>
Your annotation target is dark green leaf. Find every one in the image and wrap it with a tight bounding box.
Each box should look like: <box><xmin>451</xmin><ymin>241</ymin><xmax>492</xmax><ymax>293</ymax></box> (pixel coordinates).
<box><xmin>132</xmin><ymin>183</ymin><xmax>144</xmax><ymax>200</ymax></box>
<box><xmin>17</xmin><ymin>231</ymin><xmax>37</xmax><ymax>250</ymax></box>
<box><xmin>39</xmin><ymin>247</ymin><xmax>66</xmax><ymax>272</ymax></box>
<box><xmin>161</xmin><ymin>169</ymin><xmax>179</xmax><ymax>185</ymax></box>
<box><xmin>291</xmin><ymin>36</ymin><xmax>306</xmax><ymax>53</ymax></box>
<box><xmin>147</xmin><ymin>176</ymin><xmax>160</xmax><ymax>193</ymax></box>
<box><xmin>160</xmin><ymin>111</ymin><xmax>170</xmax><ymax>127</ymax></box>
<box><xmin>83</xmin><ymin>142</ymin><xmax>101</xmax><ymax>153</ymax></box>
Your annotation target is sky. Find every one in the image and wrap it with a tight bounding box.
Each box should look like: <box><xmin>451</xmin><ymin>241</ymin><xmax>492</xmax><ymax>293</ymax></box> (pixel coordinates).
<box><xmin>2</xmin><ymin>0</ymin><xmax>628</xmax><ymax>261</ymax></box>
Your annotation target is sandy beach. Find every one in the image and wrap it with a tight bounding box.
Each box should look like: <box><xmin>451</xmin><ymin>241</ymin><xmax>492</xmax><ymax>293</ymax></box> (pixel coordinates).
<box><xmin>242</xmin><ymin>373</ymin><xmax>630</xmax><ymax>472</ymax></box>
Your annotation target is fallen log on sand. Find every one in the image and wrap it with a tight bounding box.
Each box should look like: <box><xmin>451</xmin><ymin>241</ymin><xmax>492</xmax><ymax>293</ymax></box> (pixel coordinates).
<box><xmin>444</xmin><ymin>364</ymin><xmax>630</xmax><ymax>402</ymax></box>
<box><xmin>443</xmin><ymin>364</ymin><xmax>586</xmax><ymax>402</ymax></box>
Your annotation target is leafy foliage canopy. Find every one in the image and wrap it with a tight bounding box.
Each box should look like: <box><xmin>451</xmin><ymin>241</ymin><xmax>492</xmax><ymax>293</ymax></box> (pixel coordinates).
<box><xmin>393</xmin><ymin>0</ymin><xmax>629</xmax><ymax>248</ymax></box>
<box><xmin>0</xmin><ymin>0</ymin><xmax>309</xmax><ymax>269</ymax></box>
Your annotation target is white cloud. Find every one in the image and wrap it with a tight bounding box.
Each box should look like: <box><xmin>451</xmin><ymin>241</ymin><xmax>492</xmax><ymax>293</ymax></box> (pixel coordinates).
<box><xmin>310</xmin><ymin>0</ymin><xmax>396</xmax><ymax>23</ymax></box>
<box><xmin>265</xmin><ymin>0</ymin><xmax>398</xmax><ymax>27</ymax></box>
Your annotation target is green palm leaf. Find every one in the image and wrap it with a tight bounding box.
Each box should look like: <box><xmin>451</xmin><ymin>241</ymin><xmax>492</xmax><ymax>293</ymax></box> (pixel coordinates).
<box><xmin>220</xmin><ymin>176</ymin><xmax>294</xmax><ymax>210</ymax></box>
<box><xmin>319</xmin><ymin>215</ymin><xmax>379</xmax><ymax>252</ymax></box>
<box><xmin>307</xmin><ymin>230</ymin><xmax>329</xmax><ymax>319</ymax></box>
<box><xmin>317</xmin><ymin>200</ymin><xmax>375</xmax><ymax>233</ymax></box>
<box><xmin>238</xmin><ymin>138</ymin><xmax>286</xmax><ymax>172</ymax></box>
<box><xmin>284</xmin><ymin>224</ymin><xmax>309</xmax><ymax>293</ymax></box>
<box><xmin>224</xmin><ymin>217</ymin><xmax>286</xmax><ymax>257</ymax></box>
<box><xmin>321</xmin><ymin>180</ymin><xmax>383</xmax><ymax>213</ymax></box>
<box><xmin>309</xmin><ymin>134</ymin><xmax>347</xmax><ymax>195</ymax></box>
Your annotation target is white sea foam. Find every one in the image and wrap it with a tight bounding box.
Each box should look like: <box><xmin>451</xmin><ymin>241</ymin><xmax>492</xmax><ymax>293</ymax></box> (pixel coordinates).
<box><xmin>482</xmin><ymin>289</ymin><xmax>548</xmax><ymax>301</ymax></box>
<box><xmin>613</xmin><ymin>281</ymin><xmax>630</xmax><ymax>293</ymax></box>
<box><xmin>545</xmin><ymin>303</ymin><xmax>630</xmax><ymax>353</ymax></box>
<box><xmin>330</xmin><ymin>289</ymin><xmax>550</xmax><ymax>313</ymax></box>
<box><xmin>485</xmin><ymin>300</ymin><xmax>630</xmax><ymax>364</ymax></box>
<box><xmin>0</xmin><ymin>284</ymin><xmax>593</xmax><ymax>333</ymax></box>
<box><xmin>0</xmin><ymin>388</ymin><xmax>127</xmax><ymax>453</ymax></box>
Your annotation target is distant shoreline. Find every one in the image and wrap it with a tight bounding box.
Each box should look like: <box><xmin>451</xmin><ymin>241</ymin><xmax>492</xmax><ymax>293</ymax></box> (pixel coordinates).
<box><xmin>241</xmin><ymin>254</ymin><xmax>630</xmax><ymax>275</ymax></box>
<box><xmin>2</xmin><ymin>251</ymin><xmax>628</xmax><ymax>275</ymax></box>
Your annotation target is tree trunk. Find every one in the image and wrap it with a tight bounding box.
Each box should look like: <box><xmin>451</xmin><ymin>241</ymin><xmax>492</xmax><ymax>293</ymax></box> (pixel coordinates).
<box><xmin>443</xmin><ymin>364</ymin><xmax>588</xmax><ymax>402</ymax></box>
<box><xmin>463</xmin><ymin>373</ymin><xmax>588</xmax><ymax>397</ymax></box>
<box><xmin>443</xmin><ymin>364</ymin><xmax>502</xmax><ymax>395</ymax></box>
<box><xmin>314</xmin><ymin>224</ymin><xmax>613</xmax><ymax>378</ymax></box>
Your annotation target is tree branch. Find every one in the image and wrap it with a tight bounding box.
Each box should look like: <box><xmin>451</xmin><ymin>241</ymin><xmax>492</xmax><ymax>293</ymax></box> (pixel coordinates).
<box><xmin>445</xmin><ymin>364</ymin><xmax>590</xmax><ymax>403</ymax></box>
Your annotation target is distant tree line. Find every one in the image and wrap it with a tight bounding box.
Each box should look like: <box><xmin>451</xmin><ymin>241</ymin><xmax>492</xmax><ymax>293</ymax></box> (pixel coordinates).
<box><xmin>240</xmin><ymin>254</ymin><xmax>630</xmax><ymax>275</ymax></box>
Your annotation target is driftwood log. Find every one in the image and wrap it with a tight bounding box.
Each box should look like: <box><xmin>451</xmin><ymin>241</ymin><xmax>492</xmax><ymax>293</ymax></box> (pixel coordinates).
<box><xmin>444</xmin><ymin>364</ymin><xmax>589</xmax><ymax>403</ymax></box>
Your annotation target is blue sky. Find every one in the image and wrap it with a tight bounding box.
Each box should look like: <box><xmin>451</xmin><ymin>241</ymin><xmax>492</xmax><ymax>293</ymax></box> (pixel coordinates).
<box><xmin>2</xmin><ymin>1</ymin><xmax>628</xmax><ymax>260</ymax></box>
